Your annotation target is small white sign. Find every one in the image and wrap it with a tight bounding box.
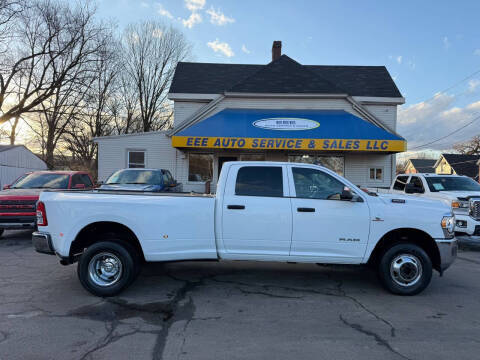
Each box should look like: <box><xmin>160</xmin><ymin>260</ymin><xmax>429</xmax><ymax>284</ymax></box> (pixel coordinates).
<box><xmin>253</xmin><ymin>118</ymin><xmax>320</xmax><ymax>131</ymax></box>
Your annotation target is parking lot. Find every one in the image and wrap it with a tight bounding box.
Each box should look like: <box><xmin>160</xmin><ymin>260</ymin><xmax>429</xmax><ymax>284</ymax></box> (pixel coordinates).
<box><xmin>0</xmin><ymin>230</ymin><xmax>479</xmax><ymax>360</ymax></box>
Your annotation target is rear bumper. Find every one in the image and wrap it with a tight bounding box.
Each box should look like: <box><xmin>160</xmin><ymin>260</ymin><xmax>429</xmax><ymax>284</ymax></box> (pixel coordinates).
<box><xmin>32</xmin><ymin>231</ymin><xmax>55</xmax><ymax>255</ymax></box>
<box><xmin>436</xmin><ymin>239</ymin><xmax>458</xmax><ymax>273</ymax></box>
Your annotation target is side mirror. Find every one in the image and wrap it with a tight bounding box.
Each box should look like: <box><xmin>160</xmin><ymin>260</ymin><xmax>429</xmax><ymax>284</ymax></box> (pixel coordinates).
<box><xmin>3</xmin><ymin>184</ymin><xmax>11</xmax><ymax>190</ymax></box>
<box><xmin>340</xmin><ymin>187</ymin><xmax>354</xmax><ymax>201</ymax></box>
<box><xmin>96</xmin><ymin>181</ymin><xmax>104</xmax><ymax>187</ymax></box>
<box><xmin>74</xmin><ymin>183</ymin><xmax>86</xmax><ymax>189</ymax></box>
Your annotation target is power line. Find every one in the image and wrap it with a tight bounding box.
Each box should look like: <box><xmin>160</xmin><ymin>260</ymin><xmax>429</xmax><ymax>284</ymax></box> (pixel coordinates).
<box><xmin>416</xmin><ymin>68</ymin><xmax>480</xmax><ymax>105</ymax></box>
<box><xmin>409</xmin><ymin>112</ymin><xmax>480</xmax><ymax>150</ymax></box>
<box><xmin>404</xmin><ymin>67</ymin><xmax>480</xmax><ymax>151</ymax></box>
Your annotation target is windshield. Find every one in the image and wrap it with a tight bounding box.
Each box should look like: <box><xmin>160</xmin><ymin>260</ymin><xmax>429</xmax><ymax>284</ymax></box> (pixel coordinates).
<box><xmin>106</xmin><ymin>169</ymin><xmax>161</xmax><ymax>185</ymax></box>
<box><xmin>425</xmin><ymin>176</ymin><xmax>480</xmax><ymax>192</ymax></box>
<box><xmin>12</xmin><ymin>173</ymin><xmax>70</xmax><ymax>189</ymax></box>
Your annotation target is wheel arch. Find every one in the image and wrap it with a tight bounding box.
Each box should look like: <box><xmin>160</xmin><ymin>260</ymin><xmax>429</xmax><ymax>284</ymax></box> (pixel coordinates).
<box><xmin>367</xmin><ymin>228</ymin><xmax>441</xmax><ymax>272</ymax></box>
<box><xmin>69</xmin><ymin>221</ymin><xmax>145</xmax><ymax>262</ymax></box>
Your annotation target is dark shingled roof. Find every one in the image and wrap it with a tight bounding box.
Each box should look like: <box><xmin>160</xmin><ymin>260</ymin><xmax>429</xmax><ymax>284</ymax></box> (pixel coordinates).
<box><xmin>442</xmin><ymin>153</ymin><xmax>480</xmax><ymax>179</ymax></box>
<box><xmin>169</xmin><ymin>55</ymin><xmax>402</xmax><ymax>97</ymax></box>
<box><xmin>409</xmin><ymin>159</ymin><xmax>436</xmax><ymax>173</ymax></box>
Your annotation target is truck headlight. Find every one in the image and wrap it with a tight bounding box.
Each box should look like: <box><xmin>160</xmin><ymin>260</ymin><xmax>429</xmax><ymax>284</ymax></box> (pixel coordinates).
<box><xmin>452</xmin><ymin>200</ymin><xmax>469</xmax><ymax>212</ymax></box>
<box><xmin>441</xmin><ymin>215</ymin><xmax>455</xmax><ymax>237</ymax></box>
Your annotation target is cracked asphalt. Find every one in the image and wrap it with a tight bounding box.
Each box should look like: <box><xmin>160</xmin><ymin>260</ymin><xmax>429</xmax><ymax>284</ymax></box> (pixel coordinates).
<box><xmin>1</xmin><ymin>230</ymin><xmax>480</xmax><ymax>360</ymax></box>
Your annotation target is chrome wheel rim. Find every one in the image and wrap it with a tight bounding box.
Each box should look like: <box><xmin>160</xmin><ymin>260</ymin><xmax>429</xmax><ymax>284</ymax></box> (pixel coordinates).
<box><xmin>390</xmin><ymin>254</ymin><xmax>422</xmax><ymax>287</ymax></box>
<box><xmin>88</xmin><ymin>252</ymin><xmax>123</xmax><ymax>287</ymax></box>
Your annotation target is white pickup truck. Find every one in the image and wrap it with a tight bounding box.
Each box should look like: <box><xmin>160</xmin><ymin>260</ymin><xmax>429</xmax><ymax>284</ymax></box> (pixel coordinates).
<box><xmin>389</xmin><ymin>173</ymin><xmax>480</xmax><ymax>236</ymax></box>
<box><xmin>32</xmin><ymin>162</ymin><xmax>457</xmax><ymax>297</ymax></box>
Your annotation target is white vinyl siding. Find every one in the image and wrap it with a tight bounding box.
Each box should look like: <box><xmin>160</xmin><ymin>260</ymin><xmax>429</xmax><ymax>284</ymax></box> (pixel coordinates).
<box><xmin>0</xmin><ymin>146</ymin><xmax>47</xmax><ymax>188</ymax></box>
<box><xmin>363</xmin><ymin>104</ymin><xmax>397</xmax><ymax>131</ymax></box>
<box><xmin>344</xmin><ymin>153</ymin><xmax>392</xmax><ymax>188</ymax></box>
<box><xmin>96</xmin><ymin>132</ymin><xmax>178</xmax><ymax>182</ymax></box>
<box><xmin>173</xmin><ymin>101</ymin><xmax>209</xmax><ymax>127</ymax></box>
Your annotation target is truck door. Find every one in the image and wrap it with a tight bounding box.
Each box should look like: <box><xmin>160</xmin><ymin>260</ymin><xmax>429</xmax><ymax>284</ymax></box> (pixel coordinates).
<box><xmin>288</xmin><ymin>165</ymin><xmax>370</xmax><ymax>262</ymax></box>
<box><xmin>220</xmin><ymin>164</ymin><xmax>292</xmax><ymax>257</ymax></box>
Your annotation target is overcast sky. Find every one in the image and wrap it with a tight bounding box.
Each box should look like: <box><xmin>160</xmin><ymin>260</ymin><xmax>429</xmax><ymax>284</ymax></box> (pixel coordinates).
<box><xmin>93</xmin><ymin>0</ymin><xmax>480</xmax><ymax>153</ymax></box>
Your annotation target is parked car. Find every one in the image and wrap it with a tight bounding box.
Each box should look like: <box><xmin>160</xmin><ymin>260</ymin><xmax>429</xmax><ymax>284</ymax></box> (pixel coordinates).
<box><xmin>99</xmin><ymin>168</ymin><xmax>182</xmax><ymax>192</ymax></box>
<box><xmin>0</xmin><ymin>171</ymin><xmax>94</xmax><ymax>236</ymax></box>
<box><xmin>3</xmin><ymin>172</ymin><xmax>32</xmax><ymax>190</ymax></box>
<box><xmin>389</xmin><ymin>173</ymin><xmax>480</xmax><ymax>237</ymax></box>
<box><xmin>33</xmin><ymin>162</ymin><xmax>456</xmax><ymax>297</ymax></box>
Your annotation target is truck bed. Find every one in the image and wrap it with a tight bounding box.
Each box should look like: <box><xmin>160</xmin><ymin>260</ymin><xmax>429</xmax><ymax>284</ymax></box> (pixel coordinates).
<box><xmin>43</xmin><ymin>189</ymin><xmax>215</xmax><ymax>197</ymax></box>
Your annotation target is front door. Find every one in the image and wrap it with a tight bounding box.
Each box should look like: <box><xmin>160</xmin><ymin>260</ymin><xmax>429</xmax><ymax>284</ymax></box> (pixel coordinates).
<box><xmin>221</xmin><ymin>164</ymin><xmax>292</xmax><ymax>257</ymax></box>
<box><xmin>218</xmin><ymin>156</ymin><xmax>238</xmax><ymax>178</ymax></box>
<box><xmin>288</xmin><ymin>165</ymin><xmax>370</xmax><ymax>262</ymax></box>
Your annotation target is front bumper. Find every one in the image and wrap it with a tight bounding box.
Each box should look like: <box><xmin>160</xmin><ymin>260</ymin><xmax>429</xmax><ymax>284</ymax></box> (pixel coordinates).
<box><xmin>32</xmin><ymin>231</ymin><xmax>55</xmax><ymax>255</ymax></box>
<box><xmin>454</xmin><ymin>213</ymin><xmax>480</xmax><ymax>236</ymax></box>
<box><xmin>436</xmin><ymin>239</ymin><xmax>458</xmax><ymax>273</ymax></box>
<box><xmin>0</xmin><ymin>215</ymin><xmax>36</xmax><ymax>230</ymax></box>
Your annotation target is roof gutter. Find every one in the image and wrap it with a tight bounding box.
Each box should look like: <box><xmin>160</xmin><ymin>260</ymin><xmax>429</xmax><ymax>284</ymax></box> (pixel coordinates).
<box><xmin>223</xmin><ymin>92</ymin><xmax>349</xmax><ymax>99</ymax></box>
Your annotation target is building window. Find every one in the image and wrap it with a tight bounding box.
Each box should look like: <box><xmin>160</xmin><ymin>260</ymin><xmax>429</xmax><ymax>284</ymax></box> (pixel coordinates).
<box><xmin>369</xmin><ymin>167</ymin><xmax>383</xmax><ymax>181</ymax></box>
<box><xmin>128</xmin><ymin>151</ymin><xmax>145</xmax><ymax>168</ymax></box>
<box><xmin>288</xmin><ymin>155</ymin><xmax>344</xmax><ymax>176</ymax></box>
<box><xmin>188</xmin><ymin>154</ymin><xmax>213</xmax><ymax>182</ymax></box>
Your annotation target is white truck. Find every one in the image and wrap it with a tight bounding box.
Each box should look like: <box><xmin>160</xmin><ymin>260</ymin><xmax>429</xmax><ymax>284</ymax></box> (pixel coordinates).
<box><xmin>389</xmin><ymin>173</ymin><xmax>480</xmax><ymax>237</ymax></box>
<box><xmin>32</xmin><ymin>162</ymin><xmax>457</xmax><ymax>297</ymax></box>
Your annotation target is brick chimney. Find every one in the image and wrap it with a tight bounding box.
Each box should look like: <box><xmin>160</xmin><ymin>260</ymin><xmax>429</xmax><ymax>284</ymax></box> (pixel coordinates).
<box><xmin>272</xmin><ymin>41</ymin><xmax>282</xmax><ymax>61</ymax></box>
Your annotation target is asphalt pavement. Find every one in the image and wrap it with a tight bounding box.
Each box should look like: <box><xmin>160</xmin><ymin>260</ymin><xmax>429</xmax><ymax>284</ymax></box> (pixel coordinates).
<box><xmin>1</xmin><ymin>230</ymin><xmax>480</xmax><ymax>360</ymax></box>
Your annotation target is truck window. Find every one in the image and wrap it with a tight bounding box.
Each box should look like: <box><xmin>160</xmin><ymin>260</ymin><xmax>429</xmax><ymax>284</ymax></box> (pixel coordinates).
<box><xmin>292</xmin><ymin>167</ymin><xmax>345</xmax><ymax>200</ymax></box>
<box><xmin>409</xmin><ymin>176</ymin><xmax>424</xmax><ymax>192</ymax></box>
<box><xmin>80</xmin><ymin>174</ymin><xmax>93</xmax><ymax>187</ymax></box>
<box><xmin>393</xmin><ymin>176</ymin><xmax>409</xmax><ymax>191</ymax></box>
<box><xmin>235</xmin><ymin>166</ymin><xmax>283</xmax><ymax>197</ymax></box>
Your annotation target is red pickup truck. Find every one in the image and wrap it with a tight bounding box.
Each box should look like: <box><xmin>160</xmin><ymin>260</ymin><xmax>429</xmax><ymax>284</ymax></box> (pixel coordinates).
<box><xmin>0</xmin><ymin>171</ymin><xmax>94</xmax><ymax>236</ymax></box>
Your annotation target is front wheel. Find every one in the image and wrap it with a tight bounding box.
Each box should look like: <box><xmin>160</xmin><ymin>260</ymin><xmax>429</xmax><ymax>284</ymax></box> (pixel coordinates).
<box><xmin>77</xmin><ymin>241</ymin><xmax>138</xmax><ymax>297</ymax></box>
<box><xmin>378</xmin><ymin>243</ymin><xmax>432</xmax><ymax>295</ymax></box>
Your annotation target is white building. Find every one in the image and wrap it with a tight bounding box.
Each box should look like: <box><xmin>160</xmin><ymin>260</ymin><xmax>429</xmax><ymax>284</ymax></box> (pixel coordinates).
<box><xmin>95</xmin><ymin>42</ymin><xmax>405</xmax><ymax>193</ymax></box>
<box><xmin>0</xmin><ymin>145</ymin><xmax>47</xmax><ymax>188</ymax></box>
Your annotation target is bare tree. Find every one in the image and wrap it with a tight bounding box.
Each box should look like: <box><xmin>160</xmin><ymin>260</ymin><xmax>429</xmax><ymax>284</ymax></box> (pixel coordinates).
<box><xmin>110</xmin><ymin>72</ymin><xmax>142</xmax><ymax>135</ymax></box>
<box><xmin>23</xmin><ymin>0</ymin><xmax>110</xmax><ymax>168</ymax></box>
<box><xmin>454</xmin><ymin>135</ymin><xmax>480</xmax><ymax>155</ymax></box>
<box><xmin>63</xmin><ymin>34</ymin><xmax>119</xmax><ymax>175</ymax></box>
<box><xmin>123</xmin><ymin>21</ymin><xmax>190</xmax><ymax>132</ymax></box>
<box><xmin>0</xmin><ymin>0</ymin><xmax>105</xmax><ymax>127</ymax></box>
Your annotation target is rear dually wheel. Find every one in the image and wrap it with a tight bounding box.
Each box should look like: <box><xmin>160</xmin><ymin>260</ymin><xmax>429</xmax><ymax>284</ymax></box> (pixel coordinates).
<box><xmin>77</xmin><ymin>240</ymin><xmax>139</xmax><ymax>297</ymax></box>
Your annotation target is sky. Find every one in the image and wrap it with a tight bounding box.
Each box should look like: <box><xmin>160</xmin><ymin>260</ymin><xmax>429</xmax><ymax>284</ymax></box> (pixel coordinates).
<box><xmin>77</xmin><ymin>1</ymin><xmax>480</xmax><ymax>156</ymax></box>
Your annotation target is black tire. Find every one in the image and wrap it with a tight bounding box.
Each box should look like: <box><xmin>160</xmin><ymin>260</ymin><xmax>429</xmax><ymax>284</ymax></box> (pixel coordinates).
<box><xmin>378</xmin><ymin>243</ymin><xmax>432</xmax><ymax>296</ymax></box>
<box><xmin>0</xmin><ymin>228</ymin><xmax>4</xmax><ymax>238</ymax></box>
<box><xmin>77</xmin><ymin>240</ymin><xmax>139</xmax><ymax>297</ymax></box>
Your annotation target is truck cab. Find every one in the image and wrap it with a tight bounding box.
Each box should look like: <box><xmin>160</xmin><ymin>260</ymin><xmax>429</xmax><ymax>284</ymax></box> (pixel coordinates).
<box><xmin>390</xmin><ymin>173</ymin><xmax>480</xmax><ymax>236</ymax></box>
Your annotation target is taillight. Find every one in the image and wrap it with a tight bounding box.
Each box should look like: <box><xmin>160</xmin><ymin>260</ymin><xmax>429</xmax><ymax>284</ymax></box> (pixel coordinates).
<box><xmin>36</xmin><ymin>201</ymin><xmax>48</xmax><ymax>226</ymax></box>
